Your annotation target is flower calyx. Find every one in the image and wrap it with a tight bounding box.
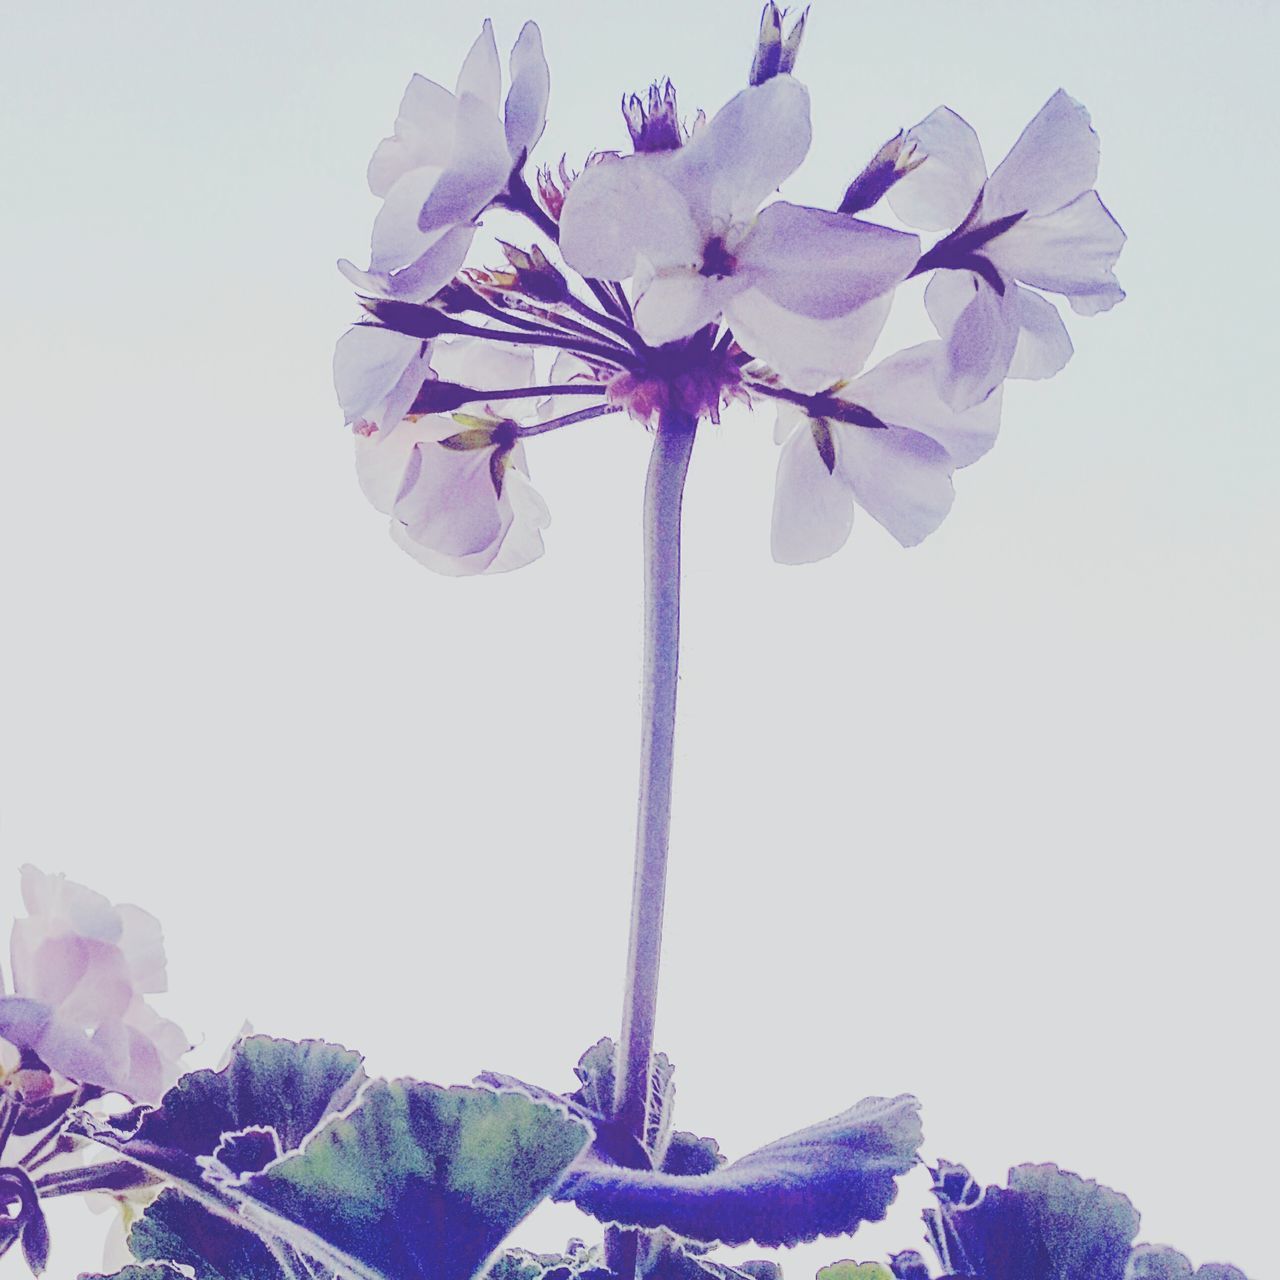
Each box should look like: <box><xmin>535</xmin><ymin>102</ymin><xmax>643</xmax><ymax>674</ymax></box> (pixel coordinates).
<box><xmin>750</xmin><ymin>3</ymin><xmax>809</xmax><ymax>86</ymax></box>
<box><xmin>468</xmin><ymin>241</ymin><xmax>570</xmax><ymax>305</ymax></box>
<box><xmin>910</xmin><ymin>206</ymin><xmax>1027</xmax><ymax>294</ymax></box>
<box><xmin>438</xmin><ymin>413</ymin><xmax>521</xmax><ymax>496</ymax></box>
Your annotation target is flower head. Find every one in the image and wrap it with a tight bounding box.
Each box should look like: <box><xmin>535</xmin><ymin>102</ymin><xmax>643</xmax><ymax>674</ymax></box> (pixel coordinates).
<box><xmin>338</xmin><ymin>20</ymin><xmax>551</xmax><ymax>301</ymax></box>
<box><xmin>344</xmin><ymin>333</ymin><xmax>551</xmax><ymax>575</ymax></box>
<box><xmin>0</xmin><ymin>867</ymin><xmax>187</xmax><ymax>1104</ymax></box>
<box><xmin>559</xmin><ymin>76</ymin><xmax>919</xmax><ymax>388</ymax></box>
<box><xmin>770</xmin><ymin>342</ymin><xmax>1001</xmax><ymax>560</ymax></box>
<box><xmin>891</xmin><ymin>91</ymin><xmax>1126</xmax><ymax>407</ymax></box>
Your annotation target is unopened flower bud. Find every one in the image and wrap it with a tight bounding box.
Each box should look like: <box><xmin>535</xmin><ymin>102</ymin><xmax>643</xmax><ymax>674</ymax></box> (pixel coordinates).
<box><xmin>622</xmin><ymin>79</ymin><xmax>683</xmax><ymax>153</ymax></box>
<box><xmin>749</xmin><ymin>4</ymin><xmax>808</xmax><ymax>86</ymax></box>
<box><xmin>838</xmin><ymin>130</ymin><xmax>925</xmax><ymax>215</ymax></box>
<box><xmin>360</xmin><ymin>298</ymin><xmax>454</xmax><ymax>341</ymax></box>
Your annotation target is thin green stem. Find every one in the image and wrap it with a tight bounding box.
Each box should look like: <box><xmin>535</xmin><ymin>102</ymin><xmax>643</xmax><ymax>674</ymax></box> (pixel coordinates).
<box><xmin>608</xmin><ymin>408</ymin><xmax>698</xmax><ymax>1279</ymax></box>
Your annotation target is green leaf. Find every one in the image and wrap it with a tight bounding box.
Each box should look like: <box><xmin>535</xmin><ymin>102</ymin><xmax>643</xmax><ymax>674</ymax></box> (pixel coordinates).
<box><xmin>129</xmin><ymin>1188</ymin><xmax>291</xmax><ymax>1280</ymax></box>
<box><xmin>234</xmin><ymin>1080</ymin><xmax>592</xmax><ymax>1280</ymax></box>
<box><xmin>816</xmin><ymin>1264</ymin><xmax>894</xmax><ymax>1280</ymax></box>
<box><xmin>78</xmin><ymin>1267</ymin><xmax>188</xmax><ymax>1280</ymax></box>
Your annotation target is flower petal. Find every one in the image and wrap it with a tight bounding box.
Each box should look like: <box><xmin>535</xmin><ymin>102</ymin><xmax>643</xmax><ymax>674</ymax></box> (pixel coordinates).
<box><xmin>984</xmin><ymin>90</ymin><xmax>1099</xmax><ymax>219</ymax></box>
<box><xmin>333</xmin><ymin>326</ymin><xmax>429</xmax><ymax>432</ymax></box>
<box><xmin>836</xmin><ymin>423</ymin><xmax>955</xmax><ymax>547</ymax></box>
<box><xmin>504</xmin><ymin>21</ymin><xmax>550</xmax><ymax>163</ymax></box>
<box><xmin>559</xmin><ymin>155</ymin><xmax>702</xmax><ymax>282</ymax></box>
<box><xmin>737</xmin><ymin>203</ymin><xmax>919</xmax><ymax>319</ymax></box>
<box><xmin>368</xmin><ymin>74</ymin><xmax>458</xmax><ymax>199</ymax></box>
<box><xmin>338</xmin><ymin>222</ymin><xmax>476</xmax><ymax>303</ymax></box>
<box><xmin>429</xmin><ymin>335</ymin><xmax>535</xmax><ymax>409</ymax></box>
<box><xmin>634</xmin><ymin>268</ymin><xmax>743</xmax><ymax>346</ymax></box>
<box><xmin>1007</xmin><ymin>286</ymin><xmax>1074</xmax><ymax>380</ymax></box>
<box><xmin>887</xmin><ymin>107</ymin><xmax>987</xmax><ymax>231</ymax></box>
<box><xmin>843</xmin><ymin>342</ymin><xmax>1002</xmax><ymax>467</ymax></box>
<box><xmin>555</xmin><ymin>1094</ymin><xmax>921</xmax><ymax>1248</ymax></box>
<box><xmin>988</xmin><ymin>190</ymin><xmax>1126</xmax><ymax>315</ymax></box>
<box><xmin>728</xmin><ymin>287</ymin><xmax>893</xmax><ymax>393</ymax></box>
<box><xmin>665</xmin><ymin>76</ymin><xmax>812</xmax><ymax>227</ymax></box>
<box><xmin>370</xmin><ymin>96</ymin><xmax>510</xmax><ymax>273</ymax></box>
<box><xmin>771</xmin><ymin>415</ymin><xmax>855</xmax><ymax>564</ymax></box>
<box><xmin>924</xmin><ymin>270</ymin><xmax>1019</xmax><ymax>409</ymax></box>
<box><xmin>455</xmin><ymin>19</ymin><xmax>502</xmax><ymax>114</ymax></box>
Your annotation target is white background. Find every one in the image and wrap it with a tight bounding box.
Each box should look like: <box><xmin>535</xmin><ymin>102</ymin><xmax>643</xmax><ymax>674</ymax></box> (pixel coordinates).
<box><xmin>2</xmin><ymin>1</ymin><xmax>1276</xmax><ymax>1276</ymax></box>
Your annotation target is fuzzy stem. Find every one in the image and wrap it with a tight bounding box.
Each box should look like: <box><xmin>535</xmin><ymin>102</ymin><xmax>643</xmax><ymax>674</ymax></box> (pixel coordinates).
<box><xmin>608</xmin><ymin>408</ymin><xmax>698</xmax><ymax>1278</ymax></box>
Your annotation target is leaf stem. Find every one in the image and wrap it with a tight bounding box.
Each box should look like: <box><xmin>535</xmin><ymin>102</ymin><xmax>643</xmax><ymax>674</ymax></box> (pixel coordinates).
<box><xmin>609</xmin><ymin>408</ymin><xmax>698</xmax><ymax>1278</ymax></box>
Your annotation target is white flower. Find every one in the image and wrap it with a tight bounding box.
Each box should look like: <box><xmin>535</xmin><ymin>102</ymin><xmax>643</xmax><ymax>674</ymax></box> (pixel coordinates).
<box><xmin>0</xmin><ymin>867</ymin><xmax>187</xmax><ymax>1104</ymax></box>
<box><xmin>889</xmin><ymin>90</ymin><xmax>1126</xmax><ymax>409</ymax></box>
<box><xmin>559</xmin><ymin>76</ymin><xmax>919</xmax><ymax>391</ymax></box>
<box><xmin>351</xmin><ymin>336</ymin><xmax>550</xmax><ymax>576</ymax></box>
<box><xmin>771</xmin><ymin>343</ymin><xmax>1002</xmax><ymax>561</ymax></box>
<box><xmin>338</xmin><ymin>20</ymin><xmax>551</xmax><ymax>301</ymax></box>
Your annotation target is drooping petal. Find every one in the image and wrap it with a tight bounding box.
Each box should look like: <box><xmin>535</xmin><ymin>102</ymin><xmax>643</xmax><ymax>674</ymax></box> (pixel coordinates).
<box><xmin>924</xmin><ymin>270</ymin><xmax>1020</xmax><ymax>409</ymax></box>
<box><xmin>370</xmin><ymin>96</ymin><xmax>510</xmax><ymax>274</ymax></box>
<box><xmin>334</xmin><ymin>326</ymin><xmax>430</xmax><ymax>435</ymax></box>
<box><xmin>728</xmin><ymin>287</ymin><xmax>893</xmax><ymax>394</ymax></box>
<box><xmin>555</xmin><ymin>1094</ymin><xmax>921</xmax><ymax>1248</ymax></box>
<box><xmin>338</xmin><ymin>222</ymin><xmax>476</xmax><ymax>303</ymax></box>
<box><xmin>887</xmin><ymin>107</ymin><xmax>987</xmax><ymax>231</ymax></box>
<box><xmin>771</xmin><ymin>416</ymin><xmax>855</xmax><ymax>564</ymax></box>
<box><xmin>393</xmin><ymin>443</ymin><xmax>506</xmax><ymax>558</ymax></box>
<box><xmin>454</xmin><ymin>19</ymin><xmax>502</xmax><ymax>114</ymax></box>
<box><xmin>1007</xmin><ymin>286</ymin><xmax>1074</xmax><ymax>380</ymax></box>
<box><xmin>987</xmin><ymin>190</ymin><xmax>1126</xmax><ymax>315</ymax></box>
<box><xmin>367</xmin><ymin>75</ymin><xmax>459</xmax><ymax>198</ymax></box>
<box><xmin>665</xmin><ymin>75</ymin><xmax>812</xmax><ymax>227</ymax></box>
<box><xmin>736</xmin><ymin>203</ymin><xmax>919</xmax><ymax>320</ymax></box>
<box><xmin>388</xmin><ymin>440</ymin><xmax>549</xmax><ymax>576</ymax></box>
<box><xmin>842</xmin><ymin>342</ymin><xmax>1002</xmax><ymax>467</ymax></box>
<box><xmin>836</xmin><ymin>422</ymin><xmax>955</xmax><ymax>546</ymax></box>
<box><xmin>634</xmin><ymin>268</ymin><xmax>744</xmax><ymax>346</ymax></box>
<box><xmin>504</xmin><ymin>21</ymin><xmax>550</xmax><ymax>163</ymax></box>
<box><xmin>559</xmin><ymin>155</ymin><xmax>703</xmax><ymax>281</ymax></box>
<box><xmin>983</xmin><ymin>90</ymin><xmax>1099</xmax><ymax>219</ymax></box>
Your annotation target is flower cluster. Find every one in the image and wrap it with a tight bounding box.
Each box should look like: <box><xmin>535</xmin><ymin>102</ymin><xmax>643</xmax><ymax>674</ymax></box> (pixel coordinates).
<box><xmin>0</xmin><ymin>866</ymin><xmax>187</xmax><ymax>1106</ymax></box>
<box><xmin>336</xmin><ymin>5</ymin><xmax>1124</xmax><ymax>573</ymax></box>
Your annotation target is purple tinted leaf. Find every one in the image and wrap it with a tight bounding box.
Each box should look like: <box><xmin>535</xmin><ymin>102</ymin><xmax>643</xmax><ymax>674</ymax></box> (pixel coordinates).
<box><xmin>931</xmin><ymin>1162</ymin><xmax>1139</xmax><ymax>1280</ymax></box>
<box><xmin>556</xmin><ymin>1094</ymin><xmax>922</xmax><ymax>1247</ymax></box>
<box><xmin>73</xmin><ymin>1036</ymin><xmax>365</xmax><ymax>1189</ymax></box>
<box><xmin>129</xmin><ymin>1188</ymin><xmax>289</xmax><ymax>1280</ymax></box>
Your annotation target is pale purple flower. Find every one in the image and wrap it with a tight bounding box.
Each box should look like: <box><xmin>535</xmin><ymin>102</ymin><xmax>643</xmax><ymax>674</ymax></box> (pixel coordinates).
<box><xmin>0</xmin><ymin>867</ymin><xmax>187</xmax><ymax>1104</ymax></box>
<box><xmin>559</xmin><ymin>75</ymin><xmax>919</xmax><ymax>390</ymax></box>
<box><xmin>338</xmin><ymin>20</ymin><xmax>550</xmax><ymax>301</ymax></box>
<box><xmin>349</xmin><ymin>335</ymin><xmax>550</xmax><ymax>576</ymax></box>
<box><xmin>889</xmin><ymin>90</ymin><xmax>1125</xmax><ymax>408</ymax></box>
<box><xmin>771</xmin><ymin>342</ymin><xmax>1002</xmax><ymax>561</ymax></box>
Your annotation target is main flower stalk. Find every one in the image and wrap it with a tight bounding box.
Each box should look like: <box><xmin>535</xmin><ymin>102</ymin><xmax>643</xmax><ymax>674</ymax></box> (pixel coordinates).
<box><xmin>614</xmin><ymin>409</ymin><xmax>697</xmax><ymax>1147</ymax></box>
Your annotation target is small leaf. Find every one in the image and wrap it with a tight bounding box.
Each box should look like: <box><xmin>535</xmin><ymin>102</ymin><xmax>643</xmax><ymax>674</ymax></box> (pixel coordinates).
<box><xmin>817</xmin><ymin>1265</ymin><xmax>893</xmax><ymax>1280</ymax></box>
<box><xmin>556</xmin><ymin>1094</ymin><xmax>922</xmax><ymax>1248</ymax></box>
<box><xmin>234</xmin><ymin>1080</ymin><xmax>592</xmax><ymax>1280</ymax></box>
<box><xmin>439</xmin><ymin>428</ymin><xmax>499</xmax><ymax>451</ymax></box>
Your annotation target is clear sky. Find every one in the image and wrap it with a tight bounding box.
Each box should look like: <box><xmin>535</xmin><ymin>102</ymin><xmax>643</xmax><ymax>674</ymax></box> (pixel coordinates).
<box><xmin>1</xmin><ymin>1</ymin><xmax>1276</xmax><ymax>1276</ymax></box>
